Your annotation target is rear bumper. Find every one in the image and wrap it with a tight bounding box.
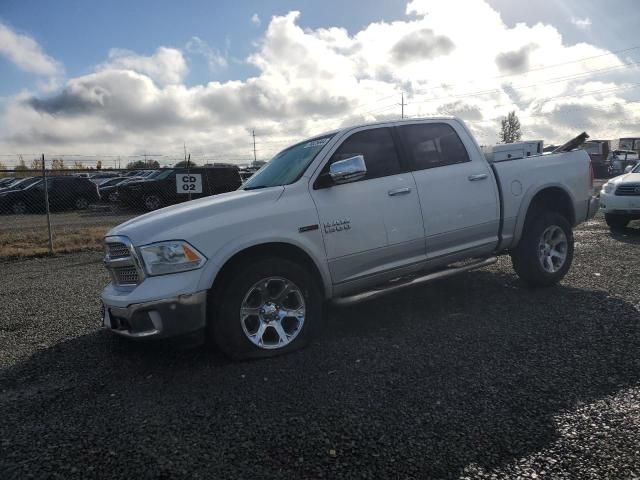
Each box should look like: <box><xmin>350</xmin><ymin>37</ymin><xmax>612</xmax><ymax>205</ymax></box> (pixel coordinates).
<box><xmin>102</xmin><ymin>290</ymin><xmax>207</xmax><ymax>339</ymax></box>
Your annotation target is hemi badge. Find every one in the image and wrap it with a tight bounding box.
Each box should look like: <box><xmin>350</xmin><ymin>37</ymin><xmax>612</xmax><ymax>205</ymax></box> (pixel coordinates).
<box><xmin>299</xmin><ymin>224</ymin><xmax>319</xmax><ymax>233</ymax></box>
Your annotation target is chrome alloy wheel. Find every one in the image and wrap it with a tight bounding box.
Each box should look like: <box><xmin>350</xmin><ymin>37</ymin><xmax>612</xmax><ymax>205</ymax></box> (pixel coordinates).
<box><xmin>240</xmin><ymin>277</ymin><xmax>306</xmax><ymax>349</ymax></box>
<box><xmin>538</xmin><ymin>225</ymin><xmax>568</xmax><ymax>273</ymax></box>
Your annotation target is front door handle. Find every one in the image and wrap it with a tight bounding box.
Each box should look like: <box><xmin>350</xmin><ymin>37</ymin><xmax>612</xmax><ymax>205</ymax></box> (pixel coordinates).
<box><xmin>388</xmin><ymin>187</ymin><xmax>412</xmax><ymax>196</ymax></box>
<box><xmin>468</xmin><ymin>174</ymin><xmax>488</xmax><ymax>182</ymax></box>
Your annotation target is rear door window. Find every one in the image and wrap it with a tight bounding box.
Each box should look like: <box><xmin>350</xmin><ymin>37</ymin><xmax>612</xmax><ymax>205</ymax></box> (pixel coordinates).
<box><xmin>398</xmin><ymin>123</ymin><xmax>471</xmax><ymax>171</ymax></box>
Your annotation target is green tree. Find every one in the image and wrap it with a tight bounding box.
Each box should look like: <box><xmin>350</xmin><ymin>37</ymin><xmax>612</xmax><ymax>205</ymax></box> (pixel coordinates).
<box><xmin>126</xmin><ymin>159</ymin><xmax>160</xmax><ymax>169</ymax></box>
<box><xmin>499</xmin><ymin>110</ymin><xmax>522</xmax><ymax>144</ymax></box>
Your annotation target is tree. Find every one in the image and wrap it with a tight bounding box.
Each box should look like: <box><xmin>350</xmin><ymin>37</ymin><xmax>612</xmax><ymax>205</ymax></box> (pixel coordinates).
<box><xmin>0</xmin><ymin>161</ymin><xmax>7</xmax><ymax>177</ymax></box>
<box><xmin>51</xmin><ymin>158</ymin><xmax>65</xmax><ymax>171</ymax></box>
<box><xmin>96</xmin><ymin>160</ymin><xmax>102</xmax><ymax>170</ymax></box>
<box><xmin>174</xmin><ymin>160</ymin><xmax>198</xmax><ymax>168</ymax></box>
<box><xmin>73</xmin><ymin>160</ymin><xmax>85</xmax><ymax>169</ymax></box>
<box><xmin>126</xmin><ymin>159</ymin><xmax>160</xmax><ymax>169</ymax></box>
<box><xmin>14</xmin><ymin>159</ymin><xmax>29</xmax><ymax>177</ymax></box>
<box><xmin>499</xmin><ymin>110</ymin><xmax>522</xmax><ymax>144</ymax></box>
<box><xmin>31</xmin><ymin>158</ymin><xmax>43</xmax><ymax>170</ymax></box>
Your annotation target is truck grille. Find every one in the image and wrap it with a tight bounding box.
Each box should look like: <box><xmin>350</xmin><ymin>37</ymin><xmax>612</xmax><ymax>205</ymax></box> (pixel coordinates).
<box><xmin>104</xmin><ymin>236</ymin><xmax>144</xmax><ymax>287</ymax></box>
<box><xmin>113</xmin><ymin>266</ymin><xmax>140</xmax><ymax>284</ymax></box>
<box><xmin>615</xmin><ymin>184</ymin><xmax>640</xmax><ymax>196</ymax></box>
<box><xmin>106</xmin><ymin>242</ymin><xmax>130</xmax><ymax>259</ymax></box>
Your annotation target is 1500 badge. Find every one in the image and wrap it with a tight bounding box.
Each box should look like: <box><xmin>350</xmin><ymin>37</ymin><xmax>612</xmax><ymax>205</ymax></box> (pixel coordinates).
<box><xmin>324</xmin><ymin>219</ymin><xmax>351</xmax><ymax>234</ymax></box>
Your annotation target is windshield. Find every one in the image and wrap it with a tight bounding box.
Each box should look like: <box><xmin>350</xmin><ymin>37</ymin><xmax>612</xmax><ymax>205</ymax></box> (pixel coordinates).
<box><xmin>633</xmin><ymin>162</ymin><xmax>640</xmax><ymax>173</ymax></box>
<box><xmin>150</xmin><ymin>169</ymin><xmax>174</xmax><ymax>180</ymax></box>
<box><xmin>8</xmin><ymin>177</ymin><xmax>38</xmax><ymax>189</ymax></box>
<box><xmin>242</xmin><ymin>135</ymin><xmax>335</xmax><ymax>190</ymax></box>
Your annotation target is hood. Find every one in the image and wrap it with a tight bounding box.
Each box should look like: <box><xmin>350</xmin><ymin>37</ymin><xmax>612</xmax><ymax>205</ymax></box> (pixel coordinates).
<box><xmin>107</xmin><ymin>187</ymin><xmax>284</xmax><ymax>245</ymax></box>
<box><xmin>609</xmin><ymin>172</ymin><xmax>640</xmax><ymax>184</ymax></box>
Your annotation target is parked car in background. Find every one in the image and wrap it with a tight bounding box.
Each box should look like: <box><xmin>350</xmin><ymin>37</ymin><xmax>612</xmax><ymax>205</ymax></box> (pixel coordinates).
<box><xmin>600</xmin><ymin>161</ymin><xmax>640</xmax><ymax>229</ymax></box>
<box><xmin>580</xmin><ymin>140</ymin><xmax>610</xmax><ymax>178</ymax></box>
<box><xmin>607</xmin><ymin>150</ymin><xmax>639</xmax><ymax>176</ymax></box>
<box><xmin>101</xmin><ymin>117</ymin><xmax>598</xmax><ymax>359</ymax></box>
<box><xmin>98</xmin><ymin>177</ymin><xmax>130</xmax><ymax>203</ymax></box>
<box><xmin>619</xmin><ymin>137</ymin><xmax>640</xmax><ymax>154</ymax></box>
<box><xmin>117</xmin><ymin>166</ymin><xmax>242</xmax><ymax>211</ymax></box>
<box><xmin>88</xmin><ymin>172</ymin><xmax>119</xmax><ymax>184</ymax></box>
<box><xmin>0</xmin><ymin>176</ymin><xmax>40</xmax><ymax>193</ymax></box>
<box><xmin>0</xmin><ymin>177</ymin><xmax>17</xmax><ymax>188</ymax></box>
<box><xmin>0</xmin><ymin>176</ymin><xmax>100</xmax><ymax>214</ymax></box>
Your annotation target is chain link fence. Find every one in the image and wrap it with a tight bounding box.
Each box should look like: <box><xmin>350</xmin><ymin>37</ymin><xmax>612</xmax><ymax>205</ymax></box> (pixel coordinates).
<box><xmin>0</xmin><ymin>159</ymin><xmax>247</xmax><ymax>259</ymax></box>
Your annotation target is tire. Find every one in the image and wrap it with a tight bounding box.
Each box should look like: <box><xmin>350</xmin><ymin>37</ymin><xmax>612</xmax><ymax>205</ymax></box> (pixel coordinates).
<box><xmin>11</xmin><ymin>201</ymin><xmax>27</xmax><ymax>215</ymax></box>
<box><xmin>605</xmin><ymin>213</ymin><xmax>629</xmax><ymax>230</ymax></box>
<box><xmin>208</xmin><ymin>257</ymin><xmax>323</xmax><ymax>360</ymax></box>
<box><xmin>511</xmin><ymin>211</ymin><xmax>574</xmax><ymax>287</ymax></box>
<box><xmin>143</xmin><ymin>194</ymin><xmax>162</xmax><ymax>211</ymax></box>
<box><xmin>75</xmin><ymin>197</ymin><xmax>89</xmax><ymax>210</ymax></box>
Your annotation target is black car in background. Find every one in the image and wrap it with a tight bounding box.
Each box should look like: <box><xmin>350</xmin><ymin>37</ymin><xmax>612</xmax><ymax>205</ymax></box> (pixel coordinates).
<box><xmin>0</xmin><ymin>177</ymin><xmax>17</xmax><ymax>189</ymax></box>
<box><xmin>118</xmin><ymin>166</ymin><xmax>242</xmax><ymax>211</ymax></box>
<box><xmin>98</xmin><ymin>177</ymin><xmax>130</xmax><ymax>202</ymax></box>
<box><xmin>0</xmin><ymin>176</ymin><xmax>40</xmax><ymax>192</ymax></box>
<box><xmin>0</xmin><ymin>176</ymin><xmax>100</xmax><ymax>214</ymax></box>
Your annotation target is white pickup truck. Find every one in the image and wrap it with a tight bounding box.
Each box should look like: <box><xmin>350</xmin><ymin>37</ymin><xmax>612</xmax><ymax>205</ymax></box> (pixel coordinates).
<box><xmin>101</xmin><ymin>117</ymin><xmax>599</xmax><ymax>359</ymax></box>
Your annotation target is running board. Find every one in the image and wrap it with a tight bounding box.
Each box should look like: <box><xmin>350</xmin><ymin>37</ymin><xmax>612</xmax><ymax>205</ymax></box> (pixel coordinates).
<box><xmin>332</xmin><ymin>257</ymin><xmax>498</xmax><ymax>307</ymax></box>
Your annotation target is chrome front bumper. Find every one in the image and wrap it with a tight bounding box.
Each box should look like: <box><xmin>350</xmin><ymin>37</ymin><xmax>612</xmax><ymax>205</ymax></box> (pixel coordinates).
<box><xmin>102</xmin><ymin>290</ymin><xmax>208</xmax><ymax>339</ymax></box>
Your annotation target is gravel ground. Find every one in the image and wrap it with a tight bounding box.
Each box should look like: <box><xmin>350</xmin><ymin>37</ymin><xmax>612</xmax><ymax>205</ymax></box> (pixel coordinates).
<box><xmin>1</xmin><ymin>213</ymin><xmax>639</xmax><ymax>479</ymax></box>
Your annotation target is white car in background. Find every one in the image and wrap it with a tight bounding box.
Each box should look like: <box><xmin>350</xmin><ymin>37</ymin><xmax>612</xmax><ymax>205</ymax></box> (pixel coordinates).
<box><xmin>600</xmin><ymin>162</ymin><xmax>640</xmax><ymax>229</ymax></box>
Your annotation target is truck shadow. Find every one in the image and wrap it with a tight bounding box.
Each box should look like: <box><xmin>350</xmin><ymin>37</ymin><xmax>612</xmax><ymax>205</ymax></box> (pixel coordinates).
<box><xmin>2</xmin><ymin>268</ymin><xmax>639</xmax><ymax>478</ymax></box>
<box><xmin>608</xmin><ymin>222</ymin><xmax>640</xmax><ymax>245</ymax></box>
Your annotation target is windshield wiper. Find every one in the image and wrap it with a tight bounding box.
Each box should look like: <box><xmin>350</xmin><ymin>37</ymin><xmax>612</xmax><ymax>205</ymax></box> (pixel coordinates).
<box><xmin>243</xmin><ymin>185</ymin><xmax>271</xmax><ymax>190</ymax></box>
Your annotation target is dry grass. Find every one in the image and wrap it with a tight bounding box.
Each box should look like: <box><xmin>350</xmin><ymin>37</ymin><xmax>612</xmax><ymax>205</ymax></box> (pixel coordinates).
<box><xmin>0</xmin><ymin>226</ymin><xmax>107</xmax><ymax>259</ymax></box>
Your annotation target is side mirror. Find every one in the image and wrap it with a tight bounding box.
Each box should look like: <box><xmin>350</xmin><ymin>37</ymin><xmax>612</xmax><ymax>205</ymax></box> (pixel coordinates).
<box><xmin>624</xmin><ymin>165</ymin><xmax>633</xmax><ymax>173</ymax></box>
<box><xmin>328</xmin><ymin>155</ymin><xmax>367</xmax><ymax>185</ymax></box>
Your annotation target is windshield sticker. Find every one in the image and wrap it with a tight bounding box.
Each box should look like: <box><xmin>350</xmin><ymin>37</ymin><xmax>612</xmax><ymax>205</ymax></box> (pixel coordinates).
<box><xmin>303</xmin><ymin>138</ymin><xmax>330</xmax><ymax>149</ymax></box>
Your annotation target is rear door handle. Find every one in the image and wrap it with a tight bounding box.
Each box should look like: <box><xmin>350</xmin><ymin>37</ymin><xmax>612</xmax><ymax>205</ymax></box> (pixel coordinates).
<box><xmin>468</xmin><ymin>174</ymin><xmax>488</xmax><ymax>181</ymax></box>
<box><xmin>388</xmin><ymin>187</ymin><xmax>412</xmax><ymax>196</ymax></box>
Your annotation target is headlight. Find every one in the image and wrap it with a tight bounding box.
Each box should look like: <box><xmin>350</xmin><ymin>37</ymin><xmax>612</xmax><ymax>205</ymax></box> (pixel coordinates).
<box><xmin>138</xmin><ymin>241</ymin><xmax>206</xmax><ymax>276</ymax></box>
<box><xmin>603</xmin><ymin>182</ymin><xmax>615</xmax><ymax>194</ymax></box>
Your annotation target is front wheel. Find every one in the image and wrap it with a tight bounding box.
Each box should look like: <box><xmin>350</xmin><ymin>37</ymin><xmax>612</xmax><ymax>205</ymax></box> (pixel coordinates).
<box><xmin>143</xmin><ymin>194</ymin><xmax>162</xmax><ymax>211</ymax></box>
<box><xmin>511</xmin><ymin>212</ymin><xmax>574</xmax><ymax>287</ymax></box>
<box><xmin>209</xmin><ymin>257</ymin><xmax>323</xmax><ymax>360</ymax></box>
<box><xmin>605</xmin><ymin>213</ymin><xmax>629</xmax><ymax>230</ymax></box>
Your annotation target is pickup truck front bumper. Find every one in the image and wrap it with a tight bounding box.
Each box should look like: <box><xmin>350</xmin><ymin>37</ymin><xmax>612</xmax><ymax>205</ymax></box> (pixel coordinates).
<box><xmin>586</xmin><ymin>195</ymin><xmax>600</xmax><ymax>221</ymax></box>
<box><xmin>102</xmin><ymin>290</ymin><xmax>208</xmax><ymax>339</ymax></box>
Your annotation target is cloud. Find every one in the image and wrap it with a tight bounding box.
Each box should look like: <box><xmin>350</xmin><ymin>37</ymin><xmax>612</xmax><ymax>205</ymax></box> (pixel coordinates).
<box><xmin>391</xmin><ymin>29</ymin><xmax>455</xmax><ymax>64</ymax></box>
<box><xmin>185</xmin><ymin>36</ymin><xmax>228</xmax><ymax>71</ymax></box>
<box><xmin>571</xmin><ymin>17</ymin><xmax>592</xmax><ymax>30</ymax></box>
<box><xmin>1</xmin><ymin>0</ymin><xmax>640</xmax><ymax>162</ymax></box>
<box><xmin>0</xmin><ymin>21</ymin><xmax>63</xmax><ymax>76</ymax></box>
<box><xmin>495</xmin><ymin>44</ymin><xmax>536</xmax><ymax>74</ymax></box>
<box><xmin>251</xmin><ymin>14</ymin><xmax>261</xmax><ymax>27</ymax></box>
<box><xmin>100</xmin><ymin>47</ymin><xmax>187</xmax><ymax>86</ymax></box>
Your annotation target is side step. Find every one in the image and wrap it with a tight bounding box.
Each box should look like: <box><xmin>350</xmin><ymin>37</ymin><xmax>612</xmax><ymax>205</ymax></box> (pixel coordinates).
<box><xmin>332</xmin><ymin>257</ymin><xmax>498</xmax><ymax>307</ymax></box>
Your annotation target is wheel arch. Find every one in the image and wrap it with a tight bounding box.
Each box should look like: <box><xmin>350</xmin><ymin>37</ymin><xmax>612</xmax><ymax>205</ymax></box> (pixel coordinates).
<box><xmin>207</xmin><ymin>242</ymin><xmax>331</xmax><ymax>302</ymax></box>
<box><xmin>513</xmin><ymin>185</ymin><xmax>576</xmax><ymax>246</ymax></box>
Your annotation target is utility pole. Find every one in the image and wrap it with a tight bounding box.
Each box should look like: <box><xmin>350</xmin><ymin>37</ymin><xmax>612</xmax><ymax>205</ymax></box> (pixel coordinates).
<box><xmin>398</xmin><ymin>92</ymin><xmax>407</xmax><ymax>119</ymax></box>
<box><xmin>252</xmin><ymin>129</ymin><xmax>257</xmax><ymax>164</ymax></box>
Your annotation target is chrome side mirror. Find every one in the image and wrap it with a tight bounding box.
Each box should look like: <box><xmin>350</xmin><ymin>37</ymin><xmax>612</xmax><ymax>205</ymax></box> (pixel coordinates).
<box><xmin>328</xmin><ymin>155</ymin><xmax>367</xmax><ymax>185</ymax></box>
<box><xmin>624</xmin><ymin>165</ymin><xmax>633</xmax><ymax>173</ymax></box>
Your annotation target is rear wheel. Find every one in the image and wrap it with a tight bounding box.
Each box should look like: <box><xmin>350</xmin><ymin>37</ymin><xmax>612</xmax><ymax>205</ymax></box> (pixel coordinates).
<box><xmin>74</xmin><ymin>197</ymin><xmax>89</xmax><ymax>209</ymax></box>
<box><xmin>605</xmin><ymin>213</ymin><xmax>629</xmax><ymax>230</ymax></box>
<box><xmin>209</xmin><ymin>257</ymin><xmax>322</xmax><ymax>360</ymax></box>
<box><xmin>143</xmin><ymin>194</ymin><xmax>162</xmax><ymax>211</ymax></box>
<box><xmin>511</xmin><ymin>212</ymin><xmax>574</xmax><ymax>287</ymax></box>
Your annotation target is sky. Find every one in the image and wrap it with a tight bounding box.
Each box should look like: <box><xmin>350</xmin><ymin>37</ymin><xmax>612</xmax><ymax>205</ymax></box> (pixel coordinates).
<box><xmin>0</xmin><ymin>0</ymin><xmax>640</xmax><ymax>167</ymax></box>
